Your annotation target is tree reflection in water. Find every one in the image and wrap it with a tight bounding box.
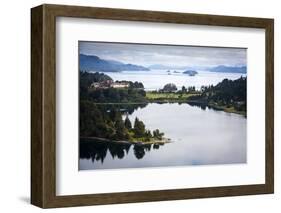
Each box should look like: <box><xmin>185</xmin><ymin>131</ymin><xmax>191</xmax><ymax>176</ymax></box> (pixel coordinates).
<box><xmin>79</xmin><ymin>138</ymin><xmax>165</xmax><ymax>163</ymax></box>
<box><xmin>187</xmin><ymin>102</ymin><xmax>208</xmax><ymax>110</ymax></box>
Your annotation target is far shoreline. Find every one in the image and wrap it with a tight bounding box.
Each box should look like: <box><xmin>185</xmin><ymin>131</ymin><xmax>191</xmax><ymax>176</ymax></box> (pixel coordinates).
<box><xmin>92</xmin><ymin>100</ymin><xmax>246</xmax><ymax>116</ymax></box>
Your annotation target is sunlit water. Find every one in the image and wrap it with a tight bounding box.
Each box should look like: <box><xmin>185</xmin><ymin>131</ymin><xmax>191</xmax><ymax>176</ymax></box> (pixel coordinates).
<box><xmin>93</xmin><ymin>69</ymin><xmax>246</xmax><ymax>91</ymax></box>
<box><xmin>79</xmin><ymin>103</ymin><xmax>247</xmax><ymax>170</ymax></box>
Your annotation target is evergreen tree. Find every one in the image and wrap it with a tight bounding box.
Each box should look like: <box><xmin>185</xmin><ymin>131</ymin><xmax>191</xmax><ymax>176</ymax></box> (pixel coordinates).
<box><xmin>134</xmin><ymin>117</ymin><xmax>146</xmax><ymax>138</ymax></box>
<box><xmin>109</xmin><ymin>108</ymin><xmax>122</xmax><ymax>122</ymax></box>
<box><xmin>124</xmin><ymin>116</ymin><xmax>132</xmax><ymax>130</ymax></box>
<box><xmin>163</xmin><ymin>83</ymin><xmax>177</xmax><ymax>93</ymax></box>
<box><xmin>153</xmin><ymin>129</ymin><xmax>164</xmax><ymax>140</ymax></box>
<box><xmin>181</xmin><ymin>86</ymin><xmax>187</xmax><ymax>93</ymax></box>
<box><xmin>144</xmin><ymin>130</ymin><xmax>152</xmax><ymax>141</ymax></box>
<box><xmin>115</xmin><ymin>119</ymin><xmax>129</xmax><ymax>140</ymax></box>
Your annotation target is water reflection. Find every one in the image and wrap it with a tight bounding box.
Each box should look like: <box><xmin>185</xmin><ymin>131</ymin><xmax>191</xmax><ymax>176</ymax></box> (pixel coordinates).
<box><xmin>80</xmin><ymin>138</ymin><xmax>165</xmax><ymax>164</ymax></box>
<box><xmin>187</xmin><ymin>102</ymin><xmax>208</xmax><ymax>110</ymax></box>
<box><xmin>79</xmin><ymin>103</ymin><xmax>246</xmax><ymax>170</ymax></box>
<box><xmin>99</xmin><ymin>103</ymin><xmax>148</xmax><ymax>115</ymax></box>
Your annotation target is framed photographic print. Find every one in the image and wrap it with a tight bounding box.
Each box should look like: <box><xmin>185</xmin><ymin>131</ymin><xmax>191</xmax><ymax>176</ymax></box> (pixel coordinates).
<box><xmin>31</xmin><ymin>4</ymin><xmax>274</xmax><ymax>208</ymax></box>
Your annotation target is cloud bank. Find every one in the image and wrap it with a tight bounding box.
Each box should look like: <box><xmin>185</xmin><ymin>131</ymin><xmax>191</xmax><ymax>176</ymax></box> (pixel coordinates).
<box><xmin>79</xmin><ymin>41</ymin><xmax>246</xmax><ymax>67</ymax></box>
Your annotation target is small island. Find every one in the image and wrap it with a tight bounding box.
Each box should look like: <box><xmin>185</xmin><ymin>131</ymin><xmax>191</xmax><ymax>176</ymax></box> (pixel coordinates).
<box><xmin>183</xmin><ymin>70</ymin><xmax>198</xmax><ymax>76</ymax></box>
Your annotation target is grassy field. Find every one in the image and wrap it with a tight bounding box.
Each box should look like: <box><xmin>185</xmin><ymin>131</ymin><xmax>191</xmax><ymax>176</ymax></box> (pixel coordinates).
<box><xmin>146</xmin><ymin>91</ymin><xmax>200</xmax><ymax>101</ymax></box>
<box><xmin>145</xmin><ymin>91</ymin><xmax>246</xmax><ymax>116</ymax></box>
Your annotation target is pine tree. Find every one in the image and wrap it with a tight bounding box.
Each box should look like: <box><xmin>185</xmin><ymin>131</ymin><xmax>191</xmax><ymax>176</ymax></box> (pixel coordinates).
<box><xmin>144</xmin><ymin>130</ymin><xmax>152</xmax><ymax>141</ymax></box>
<box><xmin>124</xmin><ymin>116</ymin><xmax>132</xmax><ymax>130</ymax></box>
<box><xmin>115</xmin><ymin>119</ymin><xmax>129</xmax><ymax>140</ymax></box>
<box><xmin>153</xmin><ymin>129</ymin><xmax>164</xmax><ymax>140</ymax></box>
<box><xmin>134</xmin><ymin>117</ymin><xmax>146</xmax><ymax>138</ymax></box>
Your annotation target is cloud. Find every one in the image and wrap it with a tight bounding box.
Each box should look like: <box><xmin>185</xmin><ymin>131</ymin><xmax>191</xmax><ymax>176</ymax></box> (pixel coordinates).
<box><xmin>79</xmin><ymin>41</ymin><xmax>246</xmax><ymax>67</ymax></box>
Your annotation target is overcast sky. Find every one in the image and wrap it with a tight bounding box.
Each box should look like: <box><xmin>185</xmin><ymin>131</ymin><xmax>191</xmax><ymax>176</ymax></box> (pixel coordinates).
<box><xmin>79</xmin><ymin>41</ymin><xmax>246</xmax><ymax>67</ymax></box>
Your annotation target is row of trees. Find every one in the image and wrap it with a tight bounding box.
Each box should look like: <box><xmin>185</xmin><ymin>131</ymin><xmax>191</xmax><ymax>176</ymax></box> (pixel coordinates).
<box><xmin>124</xmin><ymin>117</ymin><xmax>164</xmax><ymax>140</ymax></box>
<box><xmin>85</xmin><ymin>87</ymin><xmax>147</xmax><ymax>103</ymax></box>
<box><xmin>158</xmin><ymin>84</ymin><xmax>197</xmax><ymax>93</ymax></box>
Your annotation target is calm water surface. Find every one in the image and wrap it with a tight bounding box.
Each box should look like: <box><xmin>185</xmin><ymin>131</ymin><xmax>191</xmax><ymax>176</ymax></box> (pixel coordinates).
<box><xmin>95</xmin><ymin>69</ymin><xmax>246</xmax><ymax>91</ymax></box>
<box><xmin>79</xmin><ymin>103</ymin><xmax>247</xmax><ymax>170</ymax></box>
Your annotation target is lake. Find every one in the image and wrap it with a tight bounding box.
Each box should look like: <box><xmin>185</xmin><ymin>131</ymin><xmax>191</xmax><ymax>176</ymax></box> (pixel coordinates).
<box><xmin>79</xmin><ymin>103</ymin><xmax>247</xmax><ymax>170</ymax></box>
<box><xmin>95</xmin><ymin>69</ymin><xmax>246</xmax><ymax>91</ymax></box>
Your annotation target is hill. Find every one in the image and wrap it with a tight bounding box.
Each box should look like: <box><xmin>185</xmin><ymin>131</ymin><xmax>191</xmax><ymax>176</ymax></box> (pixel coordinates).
<box><xmin>79</xmin><ymin>54</ymin><xmax>150</xmax><ymax>72</ymax></box>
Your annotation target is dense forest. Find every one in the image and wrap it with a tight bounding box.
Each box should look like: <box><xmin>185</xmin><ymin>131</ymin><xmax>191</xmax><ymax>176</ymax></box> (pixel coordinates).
<box><xmin>188</xmin><ymin>77</ymin><xmax>247</xmax><ymax>113</ymax></box>
<box><xmin>80</xmin><ymin>71</ymin><xmax>165</xmax><ymax>142</ymax></box>
<box><xmin>80</xmin><ymin>71</ymin><xmax>147</xmax><ymax>103</ymax></box>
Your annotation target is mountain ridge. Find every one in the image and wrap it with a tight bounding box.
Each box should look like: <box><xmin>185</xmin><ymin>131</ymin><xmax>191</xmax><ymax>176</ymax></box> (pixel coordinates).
<box><xmin>148</xmin><ymin>64</ymin><xmax>246</xmax><ymax>74</ymax></box>
<box><xmin>79</xmin><ymin>54</ymin><xmax>150</xmax><ymax>72</ymax></box>
<box><xmin>209</xmin><ymin>65</ymin><xmax>246</xmax><ymax>73</ymax></box>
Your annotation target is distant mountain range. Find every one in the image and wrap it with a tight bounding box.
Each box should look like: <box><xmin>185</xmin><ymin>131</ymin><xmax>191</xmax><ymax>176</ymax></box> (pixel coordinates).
<box><xmin>209</xmin><ymin>65</ymin><xmax>246</xmax><ymax>74</ymax></box>
<box><xmin>79</xmin><ymin>54</ymin><xmax>246</xmax><ymax>74</ymax></box>
<box><xmin>148</xmin><ymin>64</ymin><xmax>246</xmax><ymax>74</ymax></box>
<box><xmin>79</xmin><ymin>54</ymin><xmax>150</xmax><ymax>72</ymax></box>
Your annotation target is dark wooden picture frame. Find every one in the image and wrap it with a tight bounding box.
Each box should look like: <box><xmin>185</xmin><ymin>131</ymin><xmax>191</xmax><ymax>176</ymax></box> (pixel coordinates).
<box><xmin>31</xmin><ymin>4</ymin><xmax>274</xmax><ymax>208</ymax></box>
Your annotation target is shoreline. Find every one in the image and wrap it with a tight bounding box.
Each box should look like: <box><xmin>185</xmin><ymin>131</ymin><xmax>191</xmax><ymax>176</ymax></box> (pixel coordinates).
<box><xmin>207</xmin><ymin>103</ymin><xmax>246</xmax><ymax>116</ymax></box>
<box><xmin>186</xmin><ymin>100</ymin><xmax>246</xmax><ymax>116</ymax></box>
<box><xmin>92</xmin><ymin>100</ymin><xmax>246</xmax><ymax>116</ymax></box>
<box><xmin>147</xmin><ymin>99</ymin><xmax>246</xmax><ymax>116</ymax></box>
<box><xmin>80</xmin><ymin>136</ymin><xmax>172</xmax><ymax>145</ymax></box>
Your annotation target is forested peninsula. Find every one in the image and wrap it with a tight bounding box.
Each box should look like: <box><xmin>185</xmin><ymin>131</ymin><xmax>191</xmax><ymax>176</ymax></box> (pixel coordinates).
<box><xmin>80</xmin><ymin>71</ymin><xmax>168</xmax><ymax>145</ymax></box>
<box><xmin>80</xmin><ymin>71</ymin><xmax>247</xmax><ymax>145</ymax></box>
